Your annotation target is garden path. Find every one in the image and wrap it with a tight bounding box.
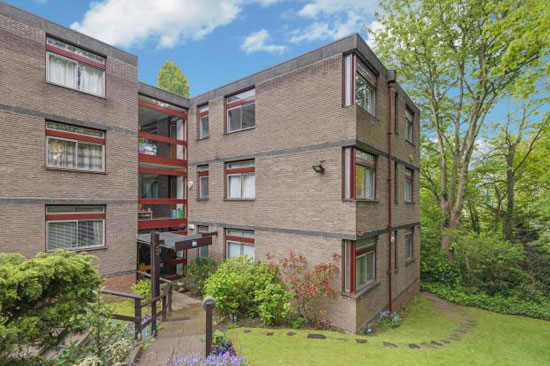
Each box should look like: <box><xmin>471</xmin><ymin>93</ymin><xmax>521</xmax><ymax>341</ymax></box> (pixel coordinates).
<box><xmin>137</xmin><ymin>292</ymin><xmax>205</xmax><ymax>366</ymax></box>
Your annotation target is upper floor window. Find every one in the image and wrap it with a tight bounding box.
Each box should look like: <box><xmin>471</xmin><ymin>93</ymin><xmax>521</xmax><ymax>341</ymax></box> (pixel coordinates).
<box><xmin>405</xmin><ymin>229</ymin><xmax>414</xmax><ymax>260</ymax></box>
<box><xmin>343</xmin><ymin>147</ymin><xmax>376</xmax><ymax>200</ymax></box>
<box><xmin>343</xmin><ymin>237</ymin><xmax>376</xmax><ymax>293</ymax></box>
<box><xmin>198</xmin><ymin>165</ymin><xmax>209</xmax><ymax>200</ymax></box>
<box><xmin>46</xmin><ymin>205</ymin><xmax>105</xmax><ymax>251</ymax></box>
<box><xmin>46</xmin><ymin>37</ymin><xmax>105</xmax><ymax>97</ymax></box>
<box><xmin>226</xmin><ymin>89</ymin><xmax>255</xmax><ymax>133</ymax></box>
<box><xmin>46</xmin><ymin>121</ymin><xmax>105</xmax><ymax>172</ymax></box>
<box><xmin>344</xmin><ymin>54</ymin><xmax>376</xmax><ymax>115</ymax></box>
<box><xmin>405</xmin><ymin>168</ymin><xmax>414</xmax><ymax>202</ymax></box>
<box><xmin>226</xmin><ymin>160</ymin><xmax>255</xmax><ymax>199</ymax></box>
<box><xmin>198</xmin><ymin>105</ymin><xmax>209</xmax><ymax>139</ymax></box>
<box><xmin>406</xmin><ymin>108</ymin><xmax>414</xmax><ymax>143</ymax></box>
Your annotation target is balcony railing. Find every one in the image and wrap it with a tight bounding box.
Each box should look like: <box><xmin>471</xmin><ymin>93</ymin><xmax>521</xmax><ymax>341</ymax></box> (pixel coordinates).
<box><xmin>138</xmin><ymin>132</ymin><xmax>187</xmax><ymax>168</ymax></box>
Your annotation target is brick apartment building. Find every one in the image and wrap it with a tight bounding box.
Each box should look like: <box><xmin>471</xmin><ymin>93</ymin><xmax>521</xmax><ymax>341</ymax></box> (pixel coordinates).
<box><xmin>0</xmin><ymin>2</ymin><xmax>420</xmax><ymax>332</ymax></box>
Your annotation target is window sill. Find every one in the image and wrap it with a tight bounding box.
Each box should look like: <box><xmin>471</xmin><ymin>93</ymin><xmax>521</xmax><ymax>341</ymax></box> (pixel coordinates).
<box><xmin>224</xmin><ymin>198</ymin><xmax>256</xmax><ymax>202</ymax></box>
<box><xmin>356</xmin><ymin>199</ymin><xmax>379</xmax><ymax>204</ymax></box>
<box><xmin>197</xmin><ymin>137</ymin><xmax>209</xmax><ymax>141</ymax></box>
<box><xmin>405</xmin><ymin>201</ymin><xmax>415</xmax><ymax>205</ymax></box>
<box><xmin>47</xmin><ymin>245</ymin><xmax>107</xmax><ymax>253</ymax></box>
<box><xmin>197</xmin><ymin>198</ymin><xmax>209</xmax><ymax>202</ymax></box>
<box><xmin>405</xmin><ymin>140</ymin><xmax>416</xmax><ymax>147</ymax></box>
<box><xmin>225</xmin><ymin>126</ymin><xmax>256</xmax><ymax>135</ymax></box>
<box><xmin>46</xmin><ymin>81</ymin><xmax>106</xmax><ymax>100</ymax></box>
<box><xmin>46</xmin><ymin>166</ymin><xmax>107</xmax><ymax>175</ymax></box>
<box><xmin>405</xmin><ymin>258</ymin><xmax>415</xmax><ymax>267</ymax></box>
<box><xmin>342</xmin><ymin>280</ymin><xmax>380</xmax><ymax>299</ymax></box>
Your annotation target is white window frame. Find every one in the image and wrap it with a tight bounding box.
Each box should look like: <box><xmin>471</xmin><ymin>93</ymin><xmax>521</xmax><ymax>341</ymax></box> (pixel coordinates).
<box><xmin>46</xmin><ymin>51</ymin><xmax>105</xmax><ymax>97</ymax></box>
<box><xmin>226</xmin><ymin>89</ymin><xmax>256</xmax><ymax>133</ymax></box>
<box><xmin>226</xmin><ymin>240</ymin><xmax>255</xmax><ymax>260</ymax></box>
<box><xmin>226</xmin><ymin>161</ymin><xmax>255</xmax><ymax>199</ymax></box>
<box><xmin>46</xmin><ymin>214</ymin><xmax>105</xmax><ymax>252</ymax></box>
<box><xmin>46</xmin><ymin>136</ymin><xmax>105</xmax><ymax>172</ymax></box>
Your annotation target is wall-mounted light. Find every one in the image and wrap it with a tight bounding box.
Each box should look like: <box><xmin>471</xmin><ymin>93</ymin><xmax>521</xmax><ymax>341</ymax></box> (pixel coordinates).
<box><xmin>312</xmin><ymin>160</ymin><xmax>326</xmax><ymax>174</ymax></box>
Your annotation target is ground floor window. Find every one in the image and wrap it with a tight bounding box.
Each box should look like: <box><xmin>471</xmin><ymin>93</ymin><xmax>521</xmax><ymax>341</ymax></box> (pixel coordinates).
<box><xmin>197</xmin><ymin>225</ymin><xmax>210</xmax><ymax>258</ymax></box>
<box><xmin>405</xmin><ymin>228</ymin><xmax>414</xmax><ymax>260</ymax></box>
<box><xmin>46</xmin><ymin>205</ymin><xmax>105</xmax><ymax>251</ymax></box>
<box><xmin>225</xmin><ymin>228</ymin><xmax>255</xmax><ymax>260</ymax></box>
<box><xmin>343</xmin><ymin>237</ymin><xmax>376</xmax><ymax>293</ymax></box>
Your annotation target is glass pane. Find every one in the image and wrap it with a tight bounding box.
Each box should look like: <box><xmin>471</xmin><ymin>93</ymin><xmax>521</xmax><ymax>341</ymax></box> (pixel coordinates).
<box><xmin>355</xmin><ymin>165</ymin><xmax>365</xmax><ymax>198</ymax></box>
<box><xmin>227</xmin><ymin>160</ymin><xmax>254</xmax><ymax>169</ymax></box>
<box><xmin>47</xmin><ymin>205</ymin><xmax>104</xmax><ymax>214</ymax></box>
<box><xmin>200</xmin><ymin>116</ymin><xmax>209</xmax><ymax>138</ymax></box>
<box><xmin>405</xmin><ymin>181</ymin><xmax>412</xmax><ymax>201</ymax></box>
<box><xmin>227</xmin><ymin>242</ymin><xmax>241</xmax><ymax>258</ymax></box>
<box><xmin>227</xmin><ymin>88</ymin><xmax>255</xmax><ymax>103</ymax></box>
<box><xmin>198</xmin><ymin>225</ymin><xmax>209</xmax><ymax>233</ymax></box>
<box><xmin>77</xmin><ymin>142</ymin><xmax>103</xmax><ymax>171</ymax></box>
<box><xmin>227</xmin><ymin>107</ymin><xmax>241</xmax><ymax>132</ymax></box>
<box><xmin>78</xmin><ymin>220</ymin><xmax>103</xmax><ymax>247</ymax></box>
<box><xmin>242</xmin><ymin>173</ymin><xmax>255</xmax><ymax>198</ymax></box>
<box><xmin>366</xmin><ymin>252</ymin><xmax>375</xmax><ymax>281</ymax></box>
<box><xmin>228</xmin><ymin>175</ymin><xmax>241</xmax><ymax>198</ymax></box>
<box><xmin>199</xmin><ymin>245</ymin><xmax>209</xmax><ymax>258</ymax></box>
<box><xmin>47</xmin><ymin>37</ymin><xmax>105</xmax><ymax>64</ymax></box>
<box><xmin>356</xmin><ymin>150</ymin><xmax>375</xmax><ymax>164</ymax></box>
<box><xmin>47</xmin><ymin>221</ymin><xmax>77</xmax><ymax>250</ymax></box>
<box><xmin>242</xmin><ymin>244</ymin><xmax>255</xmax><ymax>260</ymax></box>
<box><xmin>242</xmin><ymin>102</ymin><xmax>255</xmax><ymax>129</ymax></box>
<box><xmin>355</xmin><ymin>254</ymin><xmax>367</xmax><ymax>289</ymax></box>
<box><xmin>79</xmin><ymin>64</ymin><xmax>104</xmax><ymax>97</ymax></box>
<box><xmin>345</xmin><ymin>241</ymin><xmax>351</xmax><ymax>292</ymax></box>
<box><xmin>355</xmin><ymin>74</ymin><xmax>374</xmax><ymax>113</ymax></box>
<box><xmin>356</xmin><ymin>237</ymin><xmax>375</xmax><ymax>250</ymax></box>
<box><xmin>365</xmin><ymin>168</ymin><xmax>375</xmax><ymax>199</ymax></box>
<box><xmin>200</xmin><ymin>176</ymin><xmax>209</xmax><ymax>198</ymax></box>
<box><xmin>356</xmin><ymin>58</ymin><xmax>376</xmax><ymax>80</ymax></box>
<box><xmin>48</xmin><ymin>138</ymin><xmax>76</xmax><ymax>168</ymax></box>
<box><xmin>46</xmin><ymin>121</ymin><xmax>104</xmax><ymax>138</ymax></box>
<box><xmin>47</xmin><ymin>53</ymin><xmax>77</xmax><ymax>89</ymax></box>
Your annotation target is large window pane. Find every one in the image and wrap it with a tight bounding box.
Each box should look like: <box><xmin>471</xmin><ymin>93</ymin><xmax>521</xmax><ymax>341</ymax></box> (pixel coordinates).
<box><xmin>228</xmin><ymin>242</ymin><xmax>241</xmax><ymax>258</ymax></box>
<box><xmin>79</xmin><ymin>63</ymin><xmax>104</xmax><ymax>97</ymax></box>
<box><xmin>77</xmin><ymin>142</ymin><xmax>103</xmax><ymax>170</ymax></box>
<box><xmin>200</xmin><ymin>176</ymin><xmax>209</xmax><ymax>199</ymax></box>
<box><xmin>200</xmin><ymin>116</ymin><xmax>209</xmax><ymax>138</ymax></box>
<box><xmin>227</xmin><ymin>107</ymin><xmax>241</xmax><ymax>132</ymax></box>
<box><xmin>47</xmin><ymin>53</ymin><xmax>77</xmax><ymax>89</ymax></box>
<box><xmin>78</xmin><ymin>220</ymin><xmax>103</xmax><ymax>247</ymax></box>
<box><xmin>242</xmin><ymin>102</ymin><xmax>256</xmax><ymax>129</ymax></box>
<box><xmin>228</xmin><ymin>175</ymin><xmax>242</xmax><ymax>198</ymax></box>
<box><xmin>355</xmin><ymin>165</ymin><xmax>375</xmax><ymax>199</ymax></box>
<box><xmin>355</xmin><ymin>74</ymin><xmax>375</xmax><ymax>114</ymax></box>
<box><xmin>242</xmin><ymin>244</ymin><xmax>255</xmax><ymax>260</ymax></box>
<box><xmin>47</xmin><ymin>221</ymin><xmax>77</xmax><ymax>250</ymax></box>
<box><xmin>47</xmin><ymin>138</ymin><xmax>76</xmax><ymax>168</ymax></box>
<box><xmin>355</xmin><ymin>254</ymin><xmax>367</xmax><ymax>289</ymax></box>
<box><xmin>242</xmin><ymin>173</ymin><xmax>255</xmax><ymax>198</ymax></box>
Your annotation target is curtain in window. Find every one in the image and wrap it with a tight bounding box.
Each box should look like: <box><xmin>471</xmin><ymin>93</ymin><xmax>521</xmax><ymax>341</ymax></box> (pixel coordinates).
<box><xmin>228</xmin><ymin>242</ymin><xmax>241</xmax><ymax>258</ymax></box>
<box><xmin>365</xmin><ymin>168</ymin><xmax>374</xmax><ymax>199</ymax></box>
<box><xmin>80</xmin><ymin>64</ymin><xmax>104</xmax><ymax>96</ymax></box>
<box><xmin>48</xmin><ymin>53</ymin><xmax>77</xmax><ymax>88</ymax></box>
<box><xmin>228</xmin><ymin>107</ymin><xmax>241</xmax><ymax>132</ymax></box>
<box><xmin>242</xmin><ymin>103</ymin><xmax>256</xmax><ymax>129</ymax></box>
<box><xmin>200</xmin><ymin>116</ymin><xmax>209</xmax><ymax>138</ymax></box>
<box><xmin>77</xmin><ymin>142</ymin><xmax>103</xmax><ymax>170</ymax></box>
<box><xmin>242</xmin><ymin>244</ymin><xmax>255</xmax><ymax>260</ymax></box>
<box><xmin>78</xmin><ymin>220</ymin><xmax>103</xmax><ymax>247</ymax></box>
<box><xmin>48</xmin><ymin>221</ymin><xmax>77</xmax><ymax>250</ymax></box>
<box><xmin>228</xmin><ymin>175</ymin><xmax>241</xmax><ymax>198</ymax></box>
<box><xmin>48</xmin><ymin>139</ymin><xmax>76</xmax><ymax>168</ymax></box>
<box><xmin>200</xmin><ymin>177</ymin><xmax>209</xmax><ymax>198</ymax></box>
<box><xmin>355</xmin><ymin>254</ymin><xmax>367</xmax><ymax>289</ymax></box>
<box><xmin>242</xmin><ymin>173</ymin><xmax>255</xmax><ymax>198</ymax></box>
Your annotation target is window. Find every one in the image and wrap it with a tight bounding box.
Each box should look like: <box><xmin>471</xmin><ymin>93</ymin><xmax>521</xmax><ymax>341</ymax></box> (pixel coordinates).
<box><xmin>46</xmin><ymin>37</ymin><xmax>105</xmax><ymax>97</ymax></box>
<box><xmin>405</xmin><ymin>229</ymin><xmax>414</xmax><ymax>260</ymax></box>
<box><xmin>197</xmin><ymin>225</ymin><xmax>210</xmax><ymax>256</ymax></box>
<box><xmin>226</xmin><ymin>89</ymin><xmax>255</xmax><ymax>133</ymax></box>
<box><xmin>405</xmin><ymin>168</ymin><xmax>414</xmax><ymax>202</ymax></box>
<box><xmin>355</xmin><ymin>150</ymin><xmax>376</xmax><ymax>199</ymax></box>
<box><xmin>343</xmin><ymin>237</ymin><xmax>376</xmax><ymax>293</ymax></box>
<box><xmin>394</xmin><ymin>162</ymin><xmax>399</xmax><ymax>203</ymax></box>
<box><xmin>198</xmin><ymin>165</ymin><xmax>209</xmax><ymax>199</ymax></box>
<box><xmin>226</xmin><ymin>160</ymin><xmax>255</xmax><ymax>199</ymax></box>
<box><xmin>46</xmin><ymin>121</ymin><xmax>105</xmax><ymax>172</ymax></box>
<box><xmin>46</xmin><ymin>205</ymin><xmax>105</xmax><ymax>251</ymax></box>
<box><xmin>344</xmin><ymin>54</ymin><xmax>376</xmax><ymax>114</ymax></box>
<box><xmin>394</xmin><ymin>230</ymin><xmax>398</xmax><ymax>271</ymax></box>
<box><xmin>343</xmin><ymin>147</ymin><xmax>376</xmax><ymax>200</ymax></box>
<box><xmin>198</xmin><ymin>105</ymin><xmax>209</xmax><ymax>139</ymax></box>
<box><xmin>225</xmin><ymin>229</ymin><xmax>255</xmax><ymax>260</ymax></box>
<box><xmin>406</xmin><ymin>108</ymin><xmax>414</xmax><ymax>143</ymax></box>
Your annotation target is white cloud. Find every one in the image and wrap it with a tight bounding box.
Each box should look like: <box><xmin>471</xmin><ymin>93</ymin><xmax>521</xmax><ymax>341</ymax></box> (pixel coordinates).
<box><xmin>289</xmin><ymin>0</ymin><xmax>378</xmax><ymax>44</ymax></box>
<box><xmin>366</xmin><ymin>20</ymin><xmax>384</xmax><ymax>48</ymax></box>
<box><xmin>241</xmin><ymin>29</ymin><xmax>287</xmax><ymax>54</ymax></box>
<box><xmin>71</xmin><ymin>0</ymin><xmax>246</xmax><ymax>48</ymax></box>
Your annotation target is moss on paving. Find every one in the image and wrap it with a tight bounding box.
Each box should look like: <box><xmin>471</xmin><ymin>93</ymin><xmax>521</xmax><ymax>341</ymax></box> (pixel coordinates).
<box><xmin>227</xmin><ymin>294</ymin><xmax>550</xmax><ymax>366</ymax></box>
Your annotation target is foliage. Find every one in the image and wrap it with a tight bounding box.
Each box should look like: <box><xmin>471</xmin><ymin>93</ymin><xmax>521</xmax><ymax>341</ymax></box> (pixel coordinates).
<box><xmin>423</xmin><ymin>283</ymin><xmax>550</xmax><ymax>321</ymax></box>
<box><xmin>132</xmin><ymin>278</ymin><xmax>152</xmax><ymax>299</ymax></box>
<box><xmin>256</xmin><ymin>283</ymin><xmax>292</xmax><ymax>326</ymax></box>
<box><xmin>377</xmin><ymin>311</ymin><xmax>402</xmax><ymax>329</ymax></box>
<box><xmin>269</xmin><ymin>251</ymin><xmax>339</xmax><ymax>319</ymax></box>
<box><xmin>157</xmin><ymin>60</ymin><xmax>190</xmax><ymax>97</ymax></box>
<box><xmin>204</xmin><ymin>256</ymin><xmax>290</xmax><ymax>325</ymax></box>
<box><xmin>55</xmin><ymin>293</ymin><xmax>135</xmax><ymax>366</ymax></box>
<box><xmin>183</xmin><ymin>257</ymin><xmax>219</xmax><ymax>296</ymax></box>
<box><xmin>0</xmin><ymin>251</ymin><xmax>101</xmax><ymax>363</ymax></box>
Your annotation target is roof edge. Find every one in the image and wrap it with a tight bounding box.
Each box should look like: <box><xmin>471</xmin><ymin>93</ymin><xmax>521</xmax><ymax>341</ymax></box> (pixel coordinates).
<box><xmin>138</xmin><ymin>82</ymin><xmax>191</xmax><ymax>109</ymax></box>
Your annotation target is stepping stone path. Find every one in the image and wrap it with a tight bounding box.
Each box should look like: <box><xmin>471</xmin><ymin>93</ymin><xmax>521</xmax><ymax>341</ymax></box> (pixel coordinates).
<box><xmin>430</xmin><ymin>341</ymin><xmax>443</xmax><ymax>347</ymax></box>
<box><xmin>287</xmin><ymin>332</ymin><xmax>296</xmax><ymax>336</ymax></box>
<box><xmin>383</xmin><ymin>342</ymin><xmax>398</xmax><ymax>348</ymax></box>
<box><xmin>307</xmin><ymin>334</ymin><xmax>326</xmax><ymax>339</ymax></box>
<box><xmin>266</xmin><ymin>332</ymin><xmax>274</xmax><ymax>336</ymax></box>
<box><xmin>243</xmin><ymin>329</ymin><xmax>251</xmax><ymax>333</ymax></box>
<box><xmin>355</xmin><ymin>339</ymin><xmax>368</xmax><ymax>344</ymax></box>
<box><xmin>409</xmin><ymin>344</ymin><xmax>420</xmax><ymax>349</ymax></box>
<box><xmin>420</xmin><ymin>342</ymin><xmax>436</xmax><ymax>349</ymax></box>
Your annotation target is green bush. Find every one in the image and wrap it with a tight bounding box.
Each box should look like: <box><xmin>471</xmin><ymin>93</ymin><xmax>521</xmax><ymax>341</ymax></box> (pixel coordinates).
<box><xmin>183</xmin><ymin>257</ymin><xmax>218</xmax><ymax>296</ymax></box>
<box><xmin>204</xmin><ymin>256</ymin><xmax>291</xmax><ymax>325</ymax></box>
<box><xmin>0</xmin><ymin>250</ymin><xmax>101</xmax><ymax>363</ymax></box>
<box><xmin>132</xmin><ymin>278</ymin><xmax>152</xmax><ymax>299</ymax></box>
<box><xmin>256</xmin><ymin>283</ymin><xmax>292</xmax><ymax>326</ymax></box>
<box><xmin>423</xmin><ymin>283</ymin><xmax>550</xmax><ymax>320</ymax></box>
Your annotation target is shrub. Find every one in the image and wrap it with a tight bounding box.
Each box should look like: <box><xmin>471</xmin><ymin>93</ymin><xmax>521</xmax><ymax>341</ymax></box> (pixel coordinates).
<box><xmin>256</xmin><ymin>283</ymin><xmax>292</xmax><ymax>326</ymax></box>
<box><xmin>376</xmin><ymin>311</ymin><xmax>402</xmax><ymax>328</ymax></box>
<box><xmin>204</xmin><ymin>256</ymin><xmax>290</xmax><ymax>325</ymax></box>
<box><xmin>184</xmin><ymin>257</ymin><xmax>219</xmax><ymax>296</ymax></box>
<box><xmin>0</xmin><ymin>251</ymin><xmax>101</xmax><ymax>363</ymax></box>
<box><xmin>423</xmin><ymin>283</ymin><xmax>550</xmax><ymax>320</ymax></box>
<box><xmin>132</xmin><ymin>278</ymin><xmax>152</xmax><ymax>299</ymax></box>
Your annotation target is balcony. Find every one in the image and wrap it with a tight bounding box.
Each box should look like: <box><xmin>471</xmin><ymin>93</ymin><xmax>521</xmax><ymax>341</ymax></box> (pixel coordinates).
<box><xmin>138</xmin><ymin>172</ymin><xmax>186</xmax><ymax>230</ymax></box>
<box><xmin>138</xmin><ymin>132</ymin><xmax>187</xmax><ymax>169</ymax></box>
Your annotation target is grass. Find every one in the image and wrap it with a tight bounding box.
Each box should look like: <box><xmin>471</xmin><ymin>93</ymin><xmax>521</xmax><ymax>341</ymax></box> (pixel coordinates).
<box><xmin>227</xmin><ymin>293</ymin><xmax>550</xmax><ymax>366</ymax></box>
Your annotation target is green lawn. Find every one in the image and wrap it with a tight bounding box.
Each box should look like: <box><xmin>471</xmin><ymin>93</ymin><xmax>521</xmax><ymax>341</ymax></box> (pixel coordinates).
<box><xmin>227</xmin><ymin>293</ymin><xmax>550</xmax><ymax>366</ymax></box>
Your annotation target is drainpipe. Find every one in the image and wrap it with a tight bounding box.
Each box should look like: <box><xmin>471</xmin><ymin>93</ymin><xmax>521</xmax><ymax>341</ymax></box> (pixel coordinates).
<box><xmin>387</xmin><ymin>71</ymin><xmax>397</xmax><ymax>312</ymax></box>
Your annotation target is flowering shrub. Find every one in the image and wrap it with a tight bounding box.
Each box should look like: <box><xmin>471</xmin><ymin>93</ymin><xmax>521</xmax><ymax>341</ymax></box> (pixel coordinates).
<box><xmin>168</xmin><ymin>353</ymin><xmax>248</xmax><ymax>366</ymax></box>
<box><xmin>377</xmin><ymin>311</ymin><xmax>402</xmax><ymax>328</ymax></box>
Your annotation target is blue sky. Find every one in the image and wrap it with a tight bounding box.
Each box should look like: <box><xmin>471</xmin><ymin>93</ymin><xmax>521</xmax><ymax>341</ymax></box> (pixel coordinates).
<box><xmin>7</xmin><ymin>0</ymin><xmax>377</xmax><ymax>96</ymax></box>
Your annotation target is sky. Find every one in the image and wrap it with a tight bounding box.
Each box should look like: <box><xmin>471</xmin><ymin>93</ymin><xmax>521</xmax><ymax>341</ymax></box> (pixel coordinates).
<box><xmin>7</xmin><ymin>0</ymin><xmax>378</xmax><ymax>96</ymax></box>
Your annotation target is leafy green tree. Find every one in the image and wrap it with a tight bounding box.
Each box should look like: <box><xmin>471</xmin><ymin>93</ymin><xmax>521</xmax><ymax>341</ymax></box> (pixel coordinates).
<box><xmin>372</xmin><ymin>0</ymin><xmax>550</xmax><ymax>259</ymax></box>
<box><xmin>156</xmin><ymin>60</ymin><xmax>190</xmax><ymax>97</ymax></box>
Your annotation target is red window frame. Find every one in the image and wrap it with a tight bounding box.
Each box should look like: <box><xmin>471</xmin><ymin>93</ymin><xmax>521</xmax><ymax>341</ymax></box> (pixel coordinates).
<box><xmin>224</xmin><ymin>228</ymin><xmax>255</xmax><ymax>259</ymax></box>
<box><xmin>343</xmin><ymin>147</ymin><xmax>377</xmax><ymax>200</ymax></box>
<box><xmin>343</xmin><ymin>238</ymin><xmax>377</xmax><ymax>294</ymax></box>
<box><xmin>224</xmin><ymin>160</ymin><xmax>256</xmax><ymax>200</ymax></box>
<box><xmin>198</xmin><ymin>165</ymin><xmax>209</xmax><ymax>200</ymax></box>
<box><xmin>225</xmin><ymin>89</ymin><xmax>256</xmax><ymax>134</ymax></box>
